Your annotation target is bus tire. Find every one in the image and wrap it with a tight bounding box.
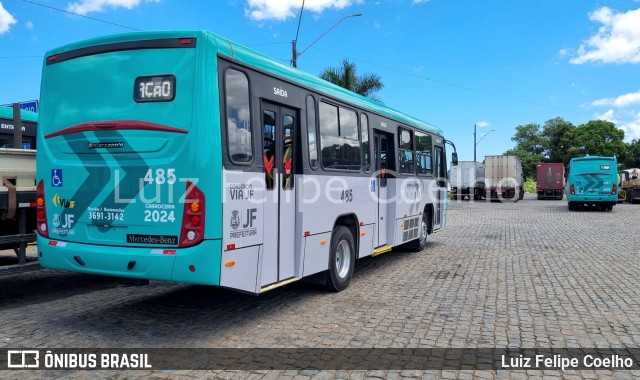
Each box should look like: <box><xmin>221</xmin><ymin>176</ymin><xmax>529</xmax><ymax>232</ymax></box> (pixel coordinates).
<box><xmin>416</xmin><ymin>213</ymin><xmax>429</xmax><ymax>251</ymax></box>
<box><xmin>325</xmin><ymin>226</ymin><xmax>355</xmax><ymax>292</ymax></box>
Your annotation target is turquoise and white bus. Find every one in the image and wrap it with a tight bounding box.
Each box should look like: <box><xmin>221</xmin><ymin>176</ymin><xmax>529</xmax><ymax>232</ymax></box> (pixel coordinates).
<box><xmin>567</xmin><ymin>156</ymin><xmax>618</xmax><ymax>211</ymax></box>
<box><xmin>36</xmin><ymin>31</ymin><xmax>455</xmax><ymax>293</ymax></box>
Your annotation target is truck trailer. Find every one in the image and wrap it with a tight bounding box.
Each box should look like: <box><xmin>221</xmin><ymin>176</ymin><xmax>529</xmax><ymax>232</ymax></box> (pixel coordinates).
<box><xmin>0</xmin><ymin>106</ymin><xmax>37</xmax><ymax>264</ymax></box>
<box><xmin>536</xmin><ymin>163</ymin><xmax>565</xmax><ymax>200</ymax></box>
<box><xmin>450</xmin><ymin>161</ymin><xmax>485</xmax><ymax>200</ymax></box>
<box><xmin>484</xmin><ymin>155</ymin><xmax>524</xmax><ymax>202</ymax></box>
<box><xmin>619</xmin><ymin>168</ymin><xmax>640</xmax><ymax>204</ymax></box>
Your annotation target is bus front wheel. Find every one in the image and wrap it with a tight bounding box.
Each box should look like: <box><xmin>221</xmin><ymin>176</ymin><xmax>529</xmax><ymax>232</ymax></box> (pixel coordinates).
<box><xmin>408</xmin><ymin>213</ymin><xmax>429</xmax><ymax>252</ymax></box>
<box><xmin>326</xmin><ymin>226</ymin><xmax>356</xmax><ymax>292</ymax></box>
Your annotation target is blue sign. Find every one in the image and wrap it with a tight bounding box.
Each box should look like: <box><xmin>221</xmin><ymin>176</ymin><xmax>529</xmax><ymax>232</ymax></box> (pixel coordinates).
<box><xmin>18</xmin><ymin>101</ymin><xmax>38</xmax><ymax>113</ymax></box>
<box><xmin>51</xmin><ymin>169</ymin><xmax>63</xmax><ymax>188</ymax></box>
<box><xmin>2</xmin><ymin>100</ymin><xmax>38</xmax><ymax>113</ymax></box>
<box><xmin>370</xmin><ymin>179</ymin><xmax>376</xmax><ymax>192</ymax></box>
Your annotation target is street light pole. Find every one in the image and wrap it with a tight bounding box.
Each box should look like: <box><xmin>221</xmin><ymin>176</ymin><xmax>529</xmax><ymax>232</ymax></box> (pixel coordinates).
<box><xmin>474</xmin><ymin>123</ymin><xmax>477</xmax><ymax>163</ymax></box>
<box><xmin>292</xmin><ymin>10</ymin><xmax>362</xmax><ymax>68</ymax></box>
<box><xmin>292</xmin><ymin>0</ymin><xmax>305</xmax><ymax>68</ymax></box>
<box><xmin>474</xmin><ymin>124</ymin><xmax>495</xmax><ymax>163</ymax></box>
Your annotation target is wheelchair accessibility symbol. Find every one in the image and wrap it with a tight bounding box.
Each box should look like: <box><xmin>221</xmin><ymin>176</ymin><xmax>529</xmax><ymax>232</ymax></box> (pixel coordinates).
<box><xmin>51</xmin><ymin>169</ymin><xmax>63</xmax><ymax>188</ymax></box>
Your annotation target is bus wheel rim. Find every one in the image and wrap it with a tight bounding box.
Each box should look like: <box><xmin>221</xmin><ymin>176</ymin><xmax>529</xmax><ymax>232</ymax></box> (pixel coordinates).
<box><xmin>336</xmin><ymin>240</ymin><xmax>351</xmax><ymax>278</ymax></box>
<box><xmin>420</xmin><ymin>219</ymin><xmax>428</xmax><ymax>246</ymax></box>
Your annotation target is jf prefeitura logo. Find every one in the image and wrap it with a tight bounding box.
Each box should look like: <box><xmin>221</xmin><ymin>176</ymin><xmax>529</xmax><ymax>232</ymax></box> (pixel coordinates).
<box><xmin>229</xmin><ymin>208</ymin><xmax>257</xmax><ymax>239</ymax></box>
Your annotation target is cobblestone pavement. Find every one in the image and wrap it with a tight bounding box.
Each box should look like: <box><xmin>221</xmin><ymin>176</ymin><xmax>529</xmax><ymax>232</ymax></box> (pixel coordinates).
<box><xmin>1</xmin><ymin>195</ymin><xmax>640</xmax><ymax>379</ymax></box>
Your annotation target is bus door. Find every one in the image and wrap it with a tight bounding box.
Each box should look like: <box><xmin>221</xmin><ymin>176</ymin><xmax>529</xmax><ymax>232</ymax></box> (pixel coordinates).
<box><xmin>374</xmin><ymin>131</ymin><xmax>392</xmax><ymax>246</ymax></box>
<box><xmin>261</xmin><ymin>101</ymin><xmax>297</xmax><ymax>286</ymax></box>
<box><xmin>433</xmin><ymin>145</ymin><xmax>446</xmax><ymax>229</ymax></box>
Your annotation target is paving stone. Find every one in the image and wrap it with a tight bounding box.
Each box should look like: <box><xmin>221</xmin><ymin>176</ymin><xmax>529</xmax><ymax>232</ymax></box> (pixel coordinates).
<box><xmin>1</xmin><ymin>195</ymin><xmax>639</xmax><ymax>378</ymax></box>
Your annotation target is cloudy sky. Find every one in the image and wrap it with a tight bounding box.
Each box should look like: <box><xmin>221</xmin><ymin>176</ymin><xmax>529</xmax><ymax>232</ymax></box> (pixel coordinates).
<box><xmin>1</xmin><ymin>0</ymin><xmax>639</xmax><ymax>160</ymax></box>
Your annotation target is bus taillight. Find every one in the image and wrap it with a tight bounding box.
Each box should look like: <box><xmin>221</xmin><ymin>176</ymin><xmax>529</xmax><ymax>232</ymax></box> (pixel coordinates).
<box><xmin>36</xmin><ymin>180</ymin><xmax>49</xmax><ymax>238</ymax></box>
<box><xmin>570</xmin><ymin>184</ymin><xmax>575</xmax><ymax>195</ymax></box>
<box><xmin>612</xmin><ymin>184</ymin><xmax>617</xmax><ymax>195</ymax></box>
<box><xmin>179</xmin><ymin>181</ymin><xmax>205</xmax><ymax>247</ymax></box>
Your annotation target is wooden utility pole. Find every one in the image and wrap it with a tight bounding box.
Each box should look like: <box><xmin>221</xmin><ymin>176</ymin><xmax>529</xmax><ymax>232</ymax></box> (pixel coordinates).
<box><xmin>12</xmin><ymin>103</ymin><xmax>23</xmax><ymax>149</ymax></box>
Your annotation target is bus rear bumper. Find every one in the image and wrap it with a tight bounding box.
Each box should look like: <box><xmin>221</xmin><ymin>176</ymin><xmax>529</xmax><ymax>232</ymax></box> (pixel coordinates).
<box><xmin>37</xmin><ymin>235</ymin><xmax>221</xmax><ymax>285</ymax></box>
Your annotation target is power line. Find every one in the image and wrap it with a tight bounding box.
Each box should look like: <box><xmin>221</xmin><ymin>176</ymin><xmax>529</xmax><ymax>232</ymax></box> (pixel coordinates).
<box><xmin>6</xmin><ymin>4</ymin><xmax>633</xmax><ymax>124</ymax></box>
<box><xmin>21</xmin><ymin>0</ymin><xmax>141</xmax><ymax>31</ymax></box>
<box><xmin>0</xmin><ymin>56</ymin><xmax>42</xmax><ymax>59</ymax></box>
<box><xmin>309</xmin><ymin>46</ymin><xmax>610</xmax><ymax>121</ymax></box>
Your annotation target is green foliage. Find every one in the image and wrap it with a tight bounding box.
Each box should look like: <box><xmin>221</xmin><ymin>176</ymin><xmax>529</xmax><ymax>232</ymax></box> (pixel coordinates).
<box><xmin>512</xmin><ymin>123</ymin><xmax>545</xmax><ymax>156</ymax></box>
<box><xmin>504</xmin><ymin>148</ymin><xmax>543</xmax><ymax>180</ymax></box>
<box><xmin>320</xmin><ymin>59</ymin><xmax>384</xmax><ymax>102</ymax></box>
<box><xmin>622</xmin><ymin>139</ymin><xmax>640</xmax><ymax>168</ymax></box>
<box><xmin>505</xmin><ymin>116</ymin><xmax>630</xmax><ymax>176</ymax></box>
<box><xmin>541</xmin><ymin>117</ymin><xmax>575</xmax><ymax>165</ymax></box>
<box><xmin>569</xmin><ymin>120</ymin><xmax>627</xmax><ymax>159</ymax></box>
<box><xmin>523</xmin><ymin>177</ymin><xmax>537</xmax><ymax>193</ymax></box>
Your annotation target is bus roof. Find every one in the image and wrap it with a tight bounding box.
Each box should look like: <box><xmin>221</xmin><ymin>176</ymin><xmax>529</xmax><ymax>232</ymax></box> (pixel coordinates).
<box><xmin>45</xmin><ymin>30</ymin><xmax>443</xmax><ymax>136</ymax></box>
<box><xmin>571</xmin><ymin>156</ymin><xmax>616</xmax><ymax>162</ymax></box>
<box><xmin>0</xmin><ymin>106</ymin><xmax>38</xmax><ymax>123</ymax></box>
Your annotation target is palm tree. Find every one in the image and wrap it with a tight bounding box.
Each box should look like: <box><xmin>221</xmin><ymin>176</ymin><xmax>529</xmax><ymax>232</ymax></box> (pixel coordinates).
<box><xmin>319</xmin><ymin>59</ymin><xmax>384</xmax><ymax>102</ymax></box>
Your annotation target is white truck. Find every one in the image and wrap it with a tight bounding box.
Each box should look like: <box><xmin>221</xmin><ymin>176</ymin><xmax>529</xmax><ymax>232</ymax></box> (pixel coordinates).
<box><xmin>450</xmin><ymin>161</ymin><xmax>485</xmax><ymax>200</ymax></box>
<box><xmin>484</xmin><ymin>155</ymin><xmax>524</xmax><ymax>202</ymax></box>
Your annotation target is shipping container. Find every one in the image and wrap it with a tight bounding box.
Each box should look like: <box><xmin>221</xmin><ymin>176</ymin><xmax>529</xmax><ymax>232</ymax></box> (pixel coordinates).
<box><xmin>484</xmin><ymin>155</ymin><xmax>524</xmax><ymax>201</ymax></box>
<box><xmin>536</xmin><ymin>163</ymin><xmax>565</xmax><ymax>200</ymax></box>
<box><xmin>450</xmin><ymin>161</ymin><xmax>485</xmax><ymax>200</ymax></box>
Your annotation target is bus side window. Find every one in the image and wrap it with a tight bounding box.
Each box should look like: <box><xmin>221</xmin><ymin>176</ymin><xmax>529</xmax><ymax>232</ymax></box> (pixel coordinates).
<box><xmin>398</xmin><ymin>127</ymin><xmax>415</xmax><ymax>175</ymax></box>
<box><xmin>225</xmin><ymin>68</ymin><xmax>253</xmax><ymax>164</ymax></box>
<box><xmin>361</xmin><ymin>113</ymin><xmax>370</xmax><ymax>172</ymax></box>
<box><xmin>319</xmin><ymin>102</ymin><xmax>360</xmax><ymax>171</ymax></box>
<box><xmin>415</xmin><ymin>131</ymin><xmax>432</xmax><ymax>176</ymax></box>
<box><xmin>263</xmin><ymin>110</ymin><xmax>276</xmax><ymax>190</ymax></box>
<box><xmin>435</xmin><ymin>146</ymin><xmax>446</xmax><ymax>187</ymax></box>
<box><xmin>306</xmin><ymin>95</ymin><xmax>318</xmax><ymax>169</ymax></box>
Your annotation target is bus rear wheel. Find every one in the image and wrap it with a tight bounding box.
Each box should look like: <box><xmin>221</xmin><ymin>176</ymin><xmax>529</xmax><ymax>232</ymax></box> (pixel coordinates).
<box><xmin>325</xmin><ymin>226</ymin><xmax>355</xmax><ymax>292</ymax></box>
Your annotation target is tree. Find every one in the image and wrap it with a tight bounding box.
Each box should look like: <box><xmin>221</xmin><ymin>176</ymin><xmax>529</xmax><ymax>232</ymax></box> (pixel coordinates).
<box><xmin>504</xmin><ymin>148</ymin><xmax>543</xmax><ymax>180</ymax></box>
<box><xmin>541</xmin><ymin>117</ymin><xmax>575</xmax><ymax>165</ymax></box>
<box><xmin>320</xmin><ymin>59</ymin><xmax>384</xmax><ymax>102</ymax></box>
<box><xmin>622</xmin><ymin>139</ymin><xmax>640</xmax><ymax>168</ymax></box>
<box><xmin>505</xmin><ymin>123</ymin><xmax>544</xmax><ymax>179</ymax></box>
<box><xmin>569</xmin><ymin>120</ymin><xmax>627</xmax><ymax>159</ymax></box>
<box><xmin>511</xmin><ymin>123</ymin><xmax>544</xmax><ymax>156</ymax></box>
<box><xmin>504</xmin><ymin>117</ymin><xmax>629</xmax><ymax>176</ymax></box>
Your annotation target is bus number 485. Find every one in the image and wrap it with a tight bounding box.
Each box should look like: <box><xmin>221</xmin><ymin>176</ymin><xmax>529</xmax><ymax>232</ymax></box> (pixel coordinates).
<box><xmin>144</xmin><ymin>168</ymin><xmax>176</xmax><ymax>185</ymax></box>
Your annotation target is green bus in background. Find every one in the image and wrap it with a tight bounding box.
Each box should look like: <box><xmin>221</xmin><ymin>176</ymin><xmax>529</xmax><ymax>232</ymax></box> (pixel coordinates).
<box><xmin>567</xmin><ymin>156</ymin><xmax>618</xmax><ymax>211</ymax></box>
<box><xmin>36</xmin><ymin>31</ymin><xmax>454</xmax><ymax>293</ymax></box>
